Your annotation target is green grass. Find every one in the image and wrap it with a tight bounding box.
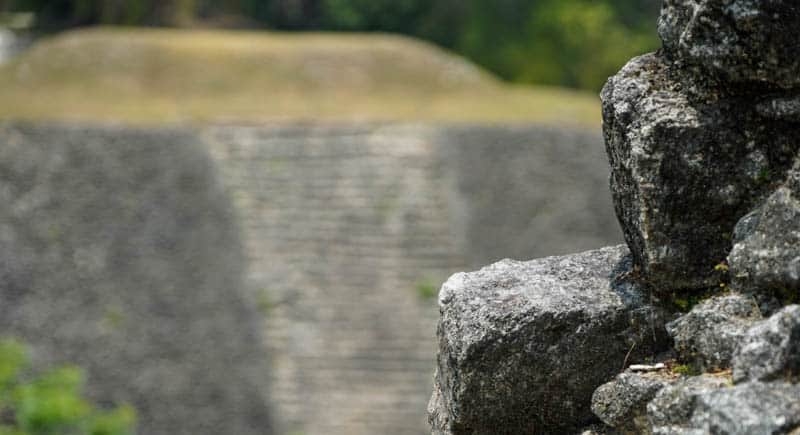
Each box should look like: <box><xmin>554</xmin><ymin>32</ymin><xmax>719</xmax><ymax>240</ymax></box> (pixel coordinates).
<box><xmin>0</xmin><ymin>27</ymin><xmax>601</xmax><ymax>128</ymax></box>
<box><xmin>415</xmin><ymin>279</ymin><xmax>439</xmax><ymax>301</ymax></box>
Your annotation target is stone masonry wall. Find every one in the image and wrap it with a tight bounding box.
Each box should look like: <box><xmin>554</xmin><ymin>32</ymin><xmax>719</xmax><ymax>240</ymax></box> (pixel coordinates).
<box><xmin>0</xmin><ymin>121</ymin><xmax>619</xmax><ymax>435</ymax></box>
<box><xmin>204</xmin><ymin>123</ymin><xmax>620</xmax><ymax>434</ymax></box>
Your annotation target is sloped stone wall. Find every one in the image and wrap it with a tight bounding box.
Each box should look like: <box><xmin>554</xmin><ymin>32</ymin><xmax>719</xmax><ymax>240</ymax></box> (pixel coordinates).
<box><xmin>204</xmin><ymin>123</ymin><xmax>620</xmax><ymax>434</ymax></box>
<box><xmin>0</xmin><ymin>121</ymin><xmax>619</xmax><ymax>435</ymax></box>
<box><xmin>0</xmin><ymin>123</ymin><xmax>274</xmax><ymax>435</ymax></box>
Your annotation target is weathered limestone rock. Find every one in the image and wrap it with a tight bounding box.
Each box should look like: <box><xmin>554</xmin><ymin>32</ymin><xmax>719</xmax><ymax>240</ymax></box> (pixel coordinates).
<box><xmin>667</xmin><ymin>294</ymin><xmax>762</xmax><ymax>371</ymax></box>
<box><xmin>729</xmin><ymin>161</ymin><xmax>800</xmax><ymax>298</ymax></box>
<box><xmin>602</xmin><ymin>52</ymin><xmax>800</xmax><ymax>289</ymax></box>
<box><xmin>647</xmin><ymin>374</ymin><xmax>730</xmax><ymax>434</ymax></box>
<box><xmin>580</xmin><ymin>2</ymin><xmax>800</xmax><ymax>435</ymax></box>
<box><xmin>428</xmin><ymin>246</ymin><xmax>669</xmax><ymax>434</ymax></box>
<box><xmin>733</xmin><ymin>305</ymin><xmax>800</xmax><ymax>383</ymax></box>
<box><xmin>591</xmin><ymin>371</ymin><xmax>670</xmax><ymax>434</ymax></box>
<box><xmin>686</xmin><ymin>382</ymin><xmax>800</xmax><ymax>434</ymax></box>
<box><xmin>648</xmin><ymin>375</ymin><xmax>800</xmax><ymax>435</ymax></box>
<box><xmin>658</xmin><ymin>0</ymin><xmax>800</xmax><ymax>89</ymax></box>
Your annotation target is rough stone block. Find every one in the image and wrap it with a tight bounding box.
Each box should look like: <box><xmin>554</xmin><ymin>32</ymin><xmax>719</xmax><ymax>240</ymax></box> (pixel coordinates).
<box><xmin>688</xmin><ymin>382</ymin><xmax>800</xmax><ymax>434</ymax></box>
<box><xmin>667</xmin><ymin>294</ymin><xmax>762</xmax><ymax>371</ymax></box>
<box><xmin>729</xmin><ymin>161</ymin><xmax>800</xmax><ymax>298</ymax></box>
<box><xmin>658</xmin><ymin>0</ymin><xmax>800</xmax><ymax>89</ymax></box>
<box><xmin>428</xmin><ymin>246</ymin><xmax>669</xmax><ymax>434</ymax></box>
<box><xmin>733</xmin><ymin>305</ymin><xmax>800</xmax><ymax>383</ymax></box>
<box><xmin>649</xmin><ymin>376</ymin><xmax>800</xmax><ymax>435</ymax></box>
<box><xmin>591</xmin><ymin>371</ymin><xmax>669</xmax><ymax>434</ymax></box>
<box><xmin>602</xmin><ymin>52</ymin><xmax>800</xmax><ymax>289</ymax></box>
<box><xmin>647</xmin><ymin>374</ymin><xmax>730</xmax><ymax>434</ymax></box>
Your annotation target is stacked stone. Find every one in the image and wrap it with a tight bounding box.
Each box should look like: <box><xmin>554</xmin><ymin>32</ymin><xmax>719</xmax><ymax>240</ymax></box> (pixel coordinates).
<box><xmin>429</xmin><ymin>0</ymin><xmax>800</xmax><ymax>433</ymax></box>
<box><xmin>592</xmin><ymin>0</ymin><xmax>800</xmax><ymax>430</ymax></box>
<box><xmin>604</xmin><ymin>0</ymin><xmax>800</xmax><ymax>291</ymax></box>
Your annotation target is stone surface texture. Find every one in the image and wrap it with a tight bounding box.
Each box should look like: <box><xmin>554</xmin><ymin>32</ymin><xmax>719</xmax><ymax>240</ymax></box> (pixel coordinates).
<box><xmin>687</xmin><ymin>382</ymin><xmax>800</xmax><ymax>434</ymax></box>
<box><xmin>0</xmin><ymin>124</ymin><xmax>274</xmax><ymax>435</ymax></box>
<box><xmin>757</xmin><ymin>96</ymin><xmax>800</xmax><ymax>122</ymax></box>
<box><xmin>667</xmin><ymin>294</ymin><xmax>762</xmax><ymax>371</ymax></box>
<box><xmin>729</xmin><ymin>160</ymin><xmax>800</xmax><ymax>297</ymax></box>
<box><xmin>658</xmin><ymin>0</ymin><xmax>800</xmax><ymax>89</ymax></box>
<box><xmin>591</xmin><ymin>371</ymin><xmax>670</xmax><ymax>434</ymax></box>
<box><xmin>0</xmin><ymin>122</ymin><xmax>619</xmax><ymax>435</ymax></box>
<box><xmin>602</xmin><ymin>52</ymin><xmax>800</xmax><ymax>289</ymax></box>
<box><xmin>428</xmin><ymin>245</ymin><xmax>669</xmax><ymax>434</ymax></box>
<box><xmin>204</xmin><ymin>123</ymin><xmax>619</xmax><ymax>434</ymax></box>
<box><xmin>583</xmin><ymin>1</ymin><xmax>800</xmax><ymax>434</ymax></box>
<box><xmin>733</xmin><ymin>305</ymin><xmax>800</xmax><ymax>383</ymax></box>
<box><xmin>647</xmin><ymin>374</ymin><xmax>730</xmax><ymax>434</ymax></box>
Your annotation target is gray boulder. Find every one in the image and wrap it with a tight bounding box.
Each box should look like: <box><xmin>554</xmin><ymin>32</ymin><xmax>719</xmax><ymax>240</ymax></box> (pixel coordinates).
<box><xmin>591</xmin><ymin>371</ymin><xmax>670</xmax><ymax>434</ymax></box>
<box><xmin>689</xmin><ymin>382</ymin><xmax>800</xmax><ymax>434</ymax></box>
<box><xmin>428</xmin><ymin>245</ymin><xmax>670</xmax><ymax>434</ymax></box>
<box><xmin>0</xmin><ymin>124</ymin><xmax>273</xmax><ymax>435</ymax></box>
<box><xmin>650</xmin><ymin>378</ymin><xmax>800</xmax><ymax>435</ymax></box>
<box><xmin>667</xmin><ymin>294</ymin><xmax>762</xmax><ymax>371</ymax></box>
<box><xmin>733</xmin><ymin>305</ymin><xmax>800</xmax><ymax>383</ymax></box>
<box><xmin>658</xmin><ymin>0</ymin><xmax>800</xmax><ymax>89</ymax></box>
<box><xmin>647</xmin><ymin>374</ymin><xmax>730</xmax><ymax>434</ymax></box>
<box><xmin>729</xmin><ymin>161</ymin><xmax>800</xmax><ymax>298</ymax></box>
<box><xmin>602</xmin><ymin>52</ymin><xmax>800</xmax><ymax>289</ymax></box>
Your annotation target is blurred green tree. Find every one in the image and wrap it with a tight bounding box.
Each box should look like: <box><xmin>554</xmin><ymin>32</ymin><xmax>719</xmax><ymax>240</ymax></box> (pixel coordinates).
<box><xmin>5</xmin><ymin>0</ymin><xmax>198</xmax><ymax>27</ymax></box>
<box><xmin>519</xmin><ymin>0</ymin><xmax>657</xmax><ymax>89</ymax></box>
<box><xmin>457</xmin><ymin>0</ymin><xmax>658</xmax><ymax>90</ymax></box>
<box><xmin>3</xmin><ymin>0</ymin><xmax>660</xmax><ymax>90</ymax></box>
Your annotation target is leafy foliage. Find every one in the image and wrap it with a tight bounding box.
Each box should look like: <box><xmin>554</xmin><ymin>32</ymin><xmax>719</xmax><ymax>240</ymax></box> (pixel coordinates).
<box><xmin>3</xmin><ymin>0</ymin><xmax>660</xmax><ymax>90</ymax></box>
<box><xmin>0</xmin><ymin>339</ymin><xmax>136</xmax><ymax>435</ymax></box>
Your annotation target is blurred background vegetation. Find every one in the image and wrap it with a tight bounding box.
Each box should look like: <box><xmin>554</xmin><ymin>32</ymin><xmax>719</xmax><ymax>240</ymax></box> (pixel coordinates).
<box><xmin>1</xmin><ymin>0</ymin><xmax>660</xmax><ymax>91</ymax></box>
<box><xmin>0</xmin><ymin>339</ymin><xmax>135</xmax><ymax>435</ymax></box>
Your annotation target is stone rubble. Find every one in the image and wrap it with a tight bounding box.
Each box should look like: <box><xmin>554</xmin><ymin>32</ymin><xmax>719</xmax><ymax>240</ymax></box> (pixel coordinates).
<box><xmin>733</xmin><ymin>305</ymin><xmax>800</xmax><ymax>383</ymax></box>
<box><xmin>602</xmin><ymin>52</ymin><xmax>800</xmax><ymax>290</ymax></box>
<box><xmin>658</xmin><ymin>0</ymin><xmax>800</xmax><ymax>89</ymax></box>
<box><xmin>430</xmin><ymin>0</ymin><xmax>800</xmax><ymax>433</ymax></box>
<box><xmin>647</xmin><ymin>374</ymin><xmax>730</xmax><ymax>434</ymax></box>
<box><xmin>428</xmin><ymin>246</ymin><xmax>669</xmax><ymax>434</ymax></box>
<box><xmin>591</xmin><ymin>371</ymin><xmax>671</xmax><ymax>434</ymax></box>
<box><xmin>666</xmin><ymin>294</ymin><xmax>762</xmax><ymax>371</ymax></box>
<box><xmin>729</xmin><ymin>159</ymin><xmax>800</xmax><ymax>301</ymax></box>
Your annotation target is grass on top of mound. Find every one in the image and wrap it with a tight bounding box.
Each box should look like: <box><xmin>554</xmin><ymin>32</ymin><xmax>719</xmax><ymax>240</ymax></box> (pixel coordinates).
<box><xmin>0</xmin><ymin>27</ymin><xmax>601</xmax><ymax>128</ymax></box>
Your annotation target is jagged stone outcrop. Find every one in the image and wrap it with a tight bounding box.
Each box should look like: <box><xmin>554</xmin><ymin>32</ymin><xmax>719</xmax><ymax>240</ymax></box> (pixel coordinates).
<box><xmin>602</xmin><ymin>51</ymin><xmax>800</xmax><ymax>290</ymax></box>
<box><xmin>667</xmin><ymin>294</ymin><xmax>762</xmax><ymax>371</ymax></box>
<box><xmin>593</xmin><ymin>0</ymin><xmax>800</xmax><ymax>431</ymax></box>
<box><xmin>428</xmin><ymin>246</ymin><xmax>669</xmax><ymax>434</ymax></box>
<box><xmin>647</xmin><ymin>373</ymin><xmax>730</xmax><ymax>434</ymax></box>
<box><xmin>591</xmin><ymin>302</ymin><xmax>800</xmax><ymax>435</ymax></box>
<box><xmin>591</xmin><ymin>371</ymin><xmax>671</xmax><ymax>434</ymax></box>
<box><xmin>733</xmin><ymin>305</ymin><xmax>800</xmax><ymax>383</ymax></box>
<box><xmin>653</xmin><ymin>381</ymin><xmax>800</xmax><ymax>435</ymax></box>
<box><xmin>658</xmin><ymin>0</ymin><xmax>800</xmax><ymax>89</ymax></box>
<box><xmin>431</xmin><ymin>1</ymin><xmax>800</xmax><ymax>433</ymax></box>
<box><xmin>729</xmin><ymin>160</ymin><xmax>800</xmax><ymax>300</ymax></box>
